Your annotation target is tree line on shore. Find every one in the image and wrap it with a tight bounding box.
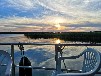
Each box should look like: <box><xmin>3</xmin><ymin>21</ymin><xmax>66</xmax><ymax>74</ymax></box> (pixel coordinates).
<box><xmin>24</xmin><ymin>32</ymin><xmax>101</xmax><ymax>43</ymax></box>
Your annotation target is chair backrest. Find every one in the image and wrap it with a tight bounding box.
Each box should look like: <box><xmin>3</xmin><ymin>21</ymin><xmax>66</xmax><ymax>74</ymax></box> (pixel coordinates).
<box><xmin>82</xmin><ymin>48</ymin><xmax>101</xmax><ymax>74</ymax></box>
<box><xmin>0</xmin><ymin>50</ymin><xmax>12</xmax><ymax>76</ymax></box>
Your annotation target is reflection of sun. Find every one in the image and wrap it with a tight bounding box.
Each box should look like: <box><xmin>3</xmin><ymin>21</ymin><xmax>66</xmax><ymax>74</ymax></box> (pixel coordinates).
<box><xmin>55</xmin><ymin>39</ymin><xmax>61</xmax><ymax>44</ymax></box>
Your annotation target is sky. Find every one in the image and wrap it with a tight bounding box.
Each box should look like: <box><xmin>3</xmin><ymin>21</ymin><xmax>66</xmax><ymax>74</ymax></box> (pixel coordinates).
<box><xmin>0</xmin><ymin>0</ymin><xmax>101</xmax><ymax>32</ymax></box>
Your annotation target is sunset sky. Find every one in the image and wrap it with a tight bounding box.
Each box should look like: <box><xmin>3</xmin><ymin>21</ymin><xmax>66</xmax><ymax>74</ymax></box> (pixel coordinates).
<box><xmin>0</xmin><ymin>0</ymin><xmax>101</xmax><ymax>32</ymax></box>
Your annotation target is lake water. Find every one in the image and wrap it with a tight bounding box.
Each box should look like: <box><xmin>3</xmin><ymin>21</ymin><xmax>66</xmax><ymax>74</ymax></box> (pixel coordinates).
<box><xmin>0</xmin><ymin>35</ymin><xmax>101</xmax><ymax>76</ymax></box>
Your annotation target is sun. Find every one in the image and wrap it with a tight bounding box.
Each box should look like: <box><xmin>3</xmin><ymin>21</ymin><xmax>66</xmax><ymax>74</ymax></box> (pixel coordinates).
<box><xmin>54</xmin><ymin>23</ymin><xmax>66</xmax><ymax>30</ymax></box>
<box><xmin>54</xmin><ymin>23</ymin><xmax>61</xmax><ymax>30</ymax></box>
<box><xmin>55</xmin><ymin>24</ymin><xmax>61</xmax><ymax>28</ymax></box>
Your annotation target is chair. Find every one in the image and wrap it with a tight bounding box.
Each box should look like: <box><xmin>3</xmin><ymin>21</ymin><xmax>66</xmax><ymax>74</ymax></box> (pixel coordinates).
<box><xmin>56</xmin><ymin>48</ymin><xmax>101</xmax><ymax>76</ymax></box>
<box><xmin>0</xmin><ymin>50</ymin><xmax>12</xmax><ymax>76</ymax></box>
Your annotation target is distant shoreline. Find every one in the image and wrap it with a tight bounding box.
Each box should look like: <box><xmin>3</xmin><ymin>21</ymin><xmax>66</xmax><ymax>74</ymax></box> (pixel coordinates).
<box><xmin>24</xmin><ymin>32</ymin><xmax>101</xmax><ymax>43</ymax></box>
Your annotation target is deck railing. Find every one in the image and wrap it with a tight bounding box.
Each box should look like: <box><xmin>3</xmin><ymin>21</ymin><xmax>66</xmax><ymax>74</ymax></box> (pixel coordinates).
<box><xmin>0</xmin><ymin>32</ymin><xmax>101</xmax><ymax>76</ymax></box>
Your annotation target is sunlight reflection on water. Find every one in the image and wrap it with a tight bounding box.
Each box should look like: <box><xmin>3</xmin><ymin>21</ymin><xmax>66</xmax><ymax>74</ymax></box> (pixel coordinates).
<box><xmin>55</xmin><ymin>39</ymin><xmax>61</xmax><ymax>44</ymax></box>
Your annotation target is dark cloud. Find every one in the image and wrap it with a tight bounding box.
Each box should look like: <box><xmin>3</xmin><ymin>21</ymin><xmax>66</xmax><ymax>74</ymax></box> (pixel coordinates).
<box><xmin>61</xmin><ymin>21</ymin><xmax>101</xmax><ymax>27</ymax></box>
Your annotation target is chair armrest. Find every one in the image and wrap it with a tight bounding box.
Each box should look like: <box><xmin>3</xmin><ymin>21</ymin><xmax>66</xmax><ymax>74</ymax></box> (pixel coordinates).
<box><xmin>57</xmin><ymin>72</ymin><xmax>92</xmax><ymax>76</ymax></box>
<box><xmin>59</xmin><ymin>55</ymin><xmax>81</xmax><ymax>60</ymax></box>
<box><xmin>67</xmin><ymin>69</ymin><xmax>82</xmax><ymax>73</ymax></box>
<box><xmin>61</xmin><ymin>69</ymin><xmax>82</xmax><ymax>73</ymax></box>
<box><xmin>5</xmin><ymin>60</ymin><xmax>12</xmax><ymax>76</ymax></box>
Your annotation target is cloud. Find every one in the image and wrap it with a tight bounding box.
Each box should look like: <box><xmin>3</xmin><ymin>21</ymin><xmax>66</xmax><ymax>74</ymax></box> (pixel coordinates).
<box><xmin>61</xmin><ymin>21</ymin><xmax>101</xmax><ymax>27</ymax></box>
<box><xmin>3</xmin><ymin>0</ymin><xmax>101</xmax><ymax>17</ymax></box>
<box><xmin>1</xmin><ymin>0</ymin><xmax>101</xmax><ymax>19</ymax></box>
<box><xmin>85</xmin><ymin>0</ymin><xmax>101</xmax><ymax>11</ymax></box>
<box><xmin>38</xmin><ymin>0</ymin><xmax>101</xmax><ymax>18</ymax></box>
<box><xmin>0</xmin><ymin>15</ymin><xmax>101</xmax><ymax>32</ymax></box>
<box><xmin>66</xmin><ymin>27</ymin><xmax>101</xmax><ymax>32</ymax></box>
<box><xmin>5</xmin><ymin>0</ymin><xmax>38</xmax><ymax>10</ymax></box>
<box><xmin>0</xmin><ymin>0</ymin><xmax>101</xmax><ymax>32</ymax></box>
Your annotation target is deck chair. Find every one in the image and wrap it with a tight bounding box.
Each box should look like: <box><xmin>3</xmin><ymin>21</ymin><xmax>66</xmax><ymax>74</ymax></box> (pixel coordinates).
<box><xmin>0</xmin><ymin>50</ymin><xmax>12</xmax><ymax>76</ymax></box>
<box><xmin>56</xmin><ymin>48</ymin><xmax>101</xmax><ymax>76</ymax></box>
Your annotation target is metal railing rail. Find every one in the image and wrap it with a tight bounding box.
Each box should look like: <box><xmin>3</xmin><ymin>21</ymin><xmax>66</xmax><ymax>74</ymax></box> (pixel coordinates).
<box><xmin>0</xmin><ymin>43</ymin><xmax>101</xmax><ymax>46</ymax></box>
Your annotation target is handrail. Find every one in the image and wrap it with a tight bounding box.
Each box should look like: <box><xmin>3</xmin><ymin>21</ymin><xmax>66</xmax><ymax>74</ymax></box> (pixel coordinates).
<box><xmin>0</xmin><ymin>43</ymin><xmax>56</xmax><ymax>45</ymax></box>
<box><xmin>0</xmin><ymin>43</ymin><xmax>101</xmax><ymax>46</ymax></box>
